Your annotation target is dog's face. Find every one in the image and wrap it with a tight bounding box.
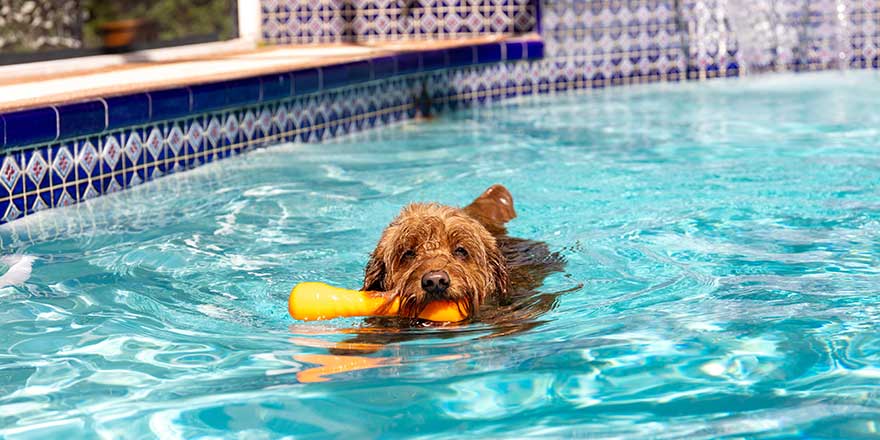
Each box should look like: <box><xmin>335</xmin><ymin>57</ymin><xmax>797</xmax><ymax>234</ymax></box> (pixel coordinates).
<box><xmin>363</xmin><ymin>203</ymin><xmax>508</xmax><ymax>319</ymax></box>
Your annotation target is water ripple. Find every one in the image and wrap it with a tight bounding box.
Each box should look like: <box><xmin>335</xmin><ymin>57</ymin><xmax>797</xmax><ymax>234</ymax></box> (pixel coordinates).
<box><xmin>2</xmin><ymin>72</ymin><xmax>880</xmax><ymax>438</ymax></box>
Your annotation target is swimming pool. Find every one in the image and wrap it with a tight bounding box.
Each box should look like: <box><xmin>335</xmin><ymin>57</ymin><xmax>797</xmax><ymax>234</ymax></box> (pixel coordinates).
<box><xmin>2</xmin><ymin>71</ymin><xmax>880</xmax><ymax>438</ymax></box>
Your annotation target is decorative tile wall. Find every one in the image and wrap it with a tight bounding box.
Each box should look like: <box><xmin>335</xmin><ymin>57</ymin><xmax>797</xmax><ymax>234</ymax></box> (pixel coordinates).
<box><xmin>261</xmin><ymin>0</ymin><xmax>538</xmax><ymax>44</ymax></box>
<box><xmin>539</xmin><ymin>0</ymin><xmax>687</xmax><ymax>88</ymax></box>
<box><xmin>683</xmin><ymin>0</ymin><xmax>879</xmax><ymax>76</ymax></box>
<box><xmin>260</xmin><ymin>0</ymin><xmax>879</xmax><ymax>81</ymax></box>
<box><xmin>0</xmin><ymin>40</ymin><xmax>542</xmax><ymax>226</ymax></box>
<box><xmin>542</xmin><ymin>0</ymin><xmax>879</xmax><ymax>85</ymax></box>
<box><xmin>850</xmin><ymin>0</ymin><xmax>880</xmax><ymax>67</ymax></box>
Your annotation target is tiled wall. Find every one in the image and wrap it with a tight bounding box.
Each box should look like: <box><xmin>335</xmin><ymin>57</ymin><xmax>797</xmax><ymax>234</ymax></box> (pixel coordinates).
<box><xmin>0</xmin><ymin>79</ymin><xmax>413</xmax><ymax>223</ymax></box>
<box><xmin>520</xmin><ymin>0</ymin><xmax>878</xmax><ymax>84</ymax></box>
<box><xmin>539</xmin><ymin>0</ymin><xmax>687</xmax><ymax>88</ymax></box>
<box><xmin>684</xmin><ymin>0</ymin><xmax>879</xmax><ymax>76</ymax></box>
<box><xmin>262</xmin><ymin>0</ymin><xmax>880</xmax><ymax>80</ymax></box>
<box><xmin>0</xmin><ymin>41</ymin><xmax>542</xmax><ymax>226</ymax></box>
<box><xmin>261</xmin><ymin>0</ymin><xmax>538</xmax><ymax>44</ymax></box>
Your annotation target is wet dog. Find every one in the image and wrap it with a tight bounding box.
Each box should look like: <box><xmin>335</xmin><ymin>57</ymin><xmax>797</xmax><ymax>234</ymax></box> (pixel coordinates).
<box><xmin>296</xmin><ymin>184</ymin><xmax>569</xmax><ymax>364</ymax></box>
<box><xmin>362</xmin><ymin>184</ymin><xmax>566</xmax><ymax>326</ymax></box>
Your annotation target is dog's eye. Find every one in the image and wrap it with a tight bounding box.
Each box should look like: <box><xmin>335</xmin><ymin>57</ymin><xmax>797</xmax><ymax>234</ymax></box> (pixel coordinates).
<box><xmin>453</xmin><ymin>247</ymin><xmax>469</xmax><ymax>259</ymax></box>
<box><xmin>402</xmin><ymin>250</ymin><xmax>416</xmax><ymax>260</ymax></box>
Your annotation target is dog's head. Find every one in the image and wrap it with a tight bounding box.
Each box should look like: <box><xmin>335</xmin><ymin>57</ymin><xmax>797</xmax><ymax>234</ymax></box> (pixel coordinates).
<box><xmin>363</xmin><ymin>203</ymin><xmax>508</xmax><ymax>319</ymax></box>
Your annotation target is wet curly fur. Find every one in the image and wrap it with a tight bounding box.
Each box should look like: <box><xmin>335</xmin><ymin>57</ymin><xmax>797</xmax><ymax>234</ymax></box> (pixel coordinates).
<box><xmin>319</xmin><ymin>184</ymin><xmax>568</xmax><ymax>355</ymax></box>
<box><xmin>363</xmin><ymin>203</ymin><xmax>509</xmax><ymax>320</ymax></box>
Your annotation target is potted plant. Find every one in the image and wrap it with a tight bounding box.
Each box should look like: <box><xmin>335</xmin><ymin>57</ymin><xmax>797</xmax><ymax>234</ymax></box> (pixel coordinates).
<box><xmin>97</xmin><ymin>18</ymin><xmax>144</xmax><ymax>50</ymax></box>
<box><xmin>86</xmin><ymin>0</ymin><xmax>150</xmax><ymax>51</ymax></box>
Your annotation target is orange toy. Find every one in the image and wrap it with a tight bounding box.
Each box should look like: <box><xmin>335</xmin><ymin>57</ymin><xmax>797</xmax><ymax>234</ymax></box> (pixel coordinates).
<box><xmin>288</xmin><ymin>282</ymin><xmax>467</xmax><ymax>322</ymax></box>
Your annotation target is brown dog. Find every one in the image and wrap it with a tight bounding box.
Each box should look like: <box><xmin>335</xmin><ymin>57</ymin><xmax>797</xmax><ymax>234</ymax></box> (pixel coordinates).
<box><xmin>293</xmin><ymin>185</ymin><xmax>570</xmax><ymax>378</ymax></box>
<box><xmin>361</xmin><ymin>184</ymin><xmax>564</xmax><ymax>324</ymax></box>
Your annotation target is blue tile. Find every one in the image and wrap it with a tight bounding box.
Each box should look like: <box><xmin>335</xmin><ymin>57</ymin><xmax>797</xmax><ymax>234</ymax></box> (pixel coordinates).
<box><xmin>347</xmin><ymin>60</ymin><xmax>372</xmax><ymax>84</ymax></box>
<box><xmin>102</xmin><ymin>174</ymin><xmax>124</xmax><ymax>194</ymax></box>
<box><xmin>123</xmin><ymin>128</ymin><xmax>146</xmax><ymax>169</ymax></box>
<box><xmin>179</xmin><ymin>124</ymin><xmax>198</xmax><ymax>170</ymax></box>
<box><xmin>10</xmin><ymin>198</ymin><xmax>25</xmax><ymax>221</ymax></box>
<box><xmin>106</xmin><ymin>93</ymin><xmax>150</xmax><ymax>130</ymax></box>
<box><xmin>149</xmin><ymin>88</ymin><xmax>191</xmax><ymax>122</ymax></box>
<box><xmin>100</xmin><ymin>133</ymin><xmax>124</xmax><ymax>175</ymax></box>
<box><xmin>3</xmin><ymin>107</ymin><xmax>58</xmax><ymax>147</ymax></box>
<box><xmin>312</xmin><ymin>111</ymin><xmax>326</xmax><ymax>141</ymax></box>
<box><xmin>505</xmin><ymin>42</ymin><xmax>524</xmax><ymax>61</ymax></box>
<box><xmin>422</xmin><ymin>50</ymin><xmax>447</xmax><ymax>71</ymax></box>
<box><xmin>225</xmin><ymin>78</ymin><xmax>262</xmax><ymax>107</ymax></box>
<box><xmin>58</xmin><ymin>100</ymin><xmax>107</xmax><ymax>139</ymax></box>
<box><xmin>0</xmin><ymin>150</ymin><xmax>23</xmax><ymax>200</ymax></box>
<box><xmin>145</xmin><ymin>160</ymin><xmax>158</xmax><ymax>181</ymax></box>
<box><xmin>48</xmin><ymin>184</ymin><xmax>66</xmax><ymax>210</ymax></box>
<box><xmin>21</xmin><ymin>146</ymin><xmax>50</xmax><ymax>193</ymax></box>
<box><xmin>397</xmin><ymin>52</ymin><xmax>421</xmax><ymax>75</ymax></box>
<box><xmin>77</xmin><ymin>178</ymin><xmax>100</xmax><ymax>202</ymax></box>
<box><xmin>191</xmin><ymin>82</ymin><xmax>227</xmax><ymax>112</ymax></box>
<box><xmin>75</xmin><ymin>137</ymin><xmax>101</xmax><ymax>180</ymax></box>
<box><xmin>48</xmin><ymin>143</ymin><xmax>76</xmax><ymax>187</ymax></box>
<box><xmin>322</xmin><ymin>64</ymin><xmax>349</xmax><ymax>90</ymax></box>
<box><xmin>293</xmin><ymin>68</ymin><xmax>321</xmax><ymax>95</ymax></box>
<box><xmin>0</xmin><ymin>115</ymin><xmax>5</xmax><ymax>148</ymax></box>
<box><xmin>371</xmin><ymin>56</ymin><xmax>396</xmax><ymax>80</ymax></box>
<box><xmin>476</xmin><ymin>44</ymin><xmax>503</xmax><ymax>64</ymax></box>
<box><xmin>448</xmin><ymin>46</ymin><xmax>475</xmax><ymax>67</ymax></box>
<box><xmin>260</xmin><ymin>73</ymin><xmax>293</xmax><ymax>102</ymax></box>
<box><xmin>525</xmin><ymin>41</ymin><xmax>544</xmax><ymax>59</ymax></box>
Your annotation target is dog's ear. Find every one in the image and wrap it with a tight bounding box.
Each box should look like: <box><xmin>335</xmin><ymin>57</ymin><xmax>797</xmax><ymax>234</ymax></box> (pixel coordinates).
<box><xmin>362</xmin><ymin>249</ymin><xmax>386</xmax><ymax>292</ymax></box>
<box><xmin>487</xmin><ymin>242</ymin><xmax>510</xmax><ymax>305</ymax></box>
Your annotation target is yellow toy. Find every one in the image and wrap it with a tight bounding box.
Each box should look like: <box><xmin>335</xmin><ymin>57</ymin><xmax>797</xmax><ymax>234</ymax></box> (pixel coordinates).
<box><xmin>288</xmin><ymin>282</ymin><xmax>467</xmax><ymax>322</ymax></box>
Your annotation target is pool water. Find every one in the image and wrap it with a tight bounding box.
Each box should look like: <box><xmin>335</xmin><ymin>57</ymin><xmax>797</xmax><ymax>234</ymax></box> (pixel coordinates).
<box><xmin>3</xmin><ymin>71</ymin><xmax>880</xmax><ymax>438</ymax></box>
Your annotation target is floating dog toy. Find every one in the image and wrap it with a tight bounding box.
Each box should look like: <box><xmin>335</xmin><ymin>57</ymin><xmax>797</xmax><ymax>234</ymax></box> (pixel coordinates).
<box><xmin>288</xmin><ymin>282</ymin><xmax>467</xmax><ymax>322</ymax></box>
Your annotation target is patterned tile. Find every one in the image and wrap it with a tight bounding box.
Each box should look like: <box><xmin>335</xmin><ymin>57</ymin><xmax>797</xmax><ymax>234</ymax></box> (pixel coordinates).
<box><xmin>52</xmin><ymin>145</ymin><xmax>75</xmax><ymax>181</ymax></box>
<box><xmin>168</xmin><ymin>125</ymin><xmax>186</xmax><ymax>156</ymax></box>
<box><xmin>146</xmin><ymin>127</ymin><xmax>164</xmax><ymax>160</ymax></box>
<box><xmin>25</xmin><ymin>149</ymin><xmax>49</xmax><ymax>187</ymax></box>
<box><xmin>77</xmin><ymin>140</ymin><xmax>100</xmax><ymax>177</ymax></box>
<box><xmin>102</xmin><ymin>135</ymin><xmax>123</xmax><ymax>171</ymax></box>
<box><xmin>206</xmin><ymin>117</ymin><xmax>223</xmax><ymax>148</ymax></box>
<box><xmin>224</xmin><ymin>114</ymin><xmax>240</xmax><ymax>144</ymax></box>
<box><xmin>241</xmin><ymin>110</ymin><xmax>258</xmax><ymax>140</ymax></box>
<box><xmin>0</xmin><ymin>155</ymin><xmax>21</xmax><ymax>193</ymax></box>
<box><xmin>125</xmin><ymin>131</ymin><xmax>144</xmax><ymax>163</ymax></box>
<box><xmin>261</xmin><ymin>0</ymin><xmax>537</xmax><ymax>44</ymax></box>
<box><xmin>3</xmin><ymin>201</ymin><xmax>22</xmax><ymax>223</ymax></box>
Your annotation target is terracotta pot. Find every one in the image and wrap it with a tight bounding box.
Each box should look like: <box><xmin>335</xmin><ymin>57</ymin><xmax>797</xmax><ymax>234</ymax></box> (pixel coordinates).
<box><xmin>98</xmin><ymin>19</ymin><xmax>143</xmax><ymax>49</ymax></box>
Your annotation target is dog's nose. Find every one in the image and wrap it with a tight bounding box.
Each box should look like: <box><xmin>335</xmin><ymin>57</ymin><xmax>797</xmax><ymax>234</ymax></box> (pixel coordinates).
<box><xmin>421</xmin><ymin>271</ymin><xmax>450</xmax><ymax>295</ymax></box>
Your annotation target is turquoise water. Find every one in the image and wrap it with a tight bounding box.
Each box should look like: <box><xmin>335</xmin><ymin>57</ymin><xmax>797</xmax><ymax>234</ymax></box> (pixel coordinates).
<box><xmin>3</xmin><ymin>71</ymin><xmax>880</xmax><ymax>438</ymax></box>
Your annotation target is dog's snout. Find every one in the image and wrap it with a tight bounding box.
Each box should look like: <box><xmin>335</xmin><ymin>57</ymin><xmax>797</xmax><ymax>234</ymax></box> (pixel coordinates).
<box><xmin>421</xmin><ymin>270</ymin><xmax>450</xmax><ymax>295</ymax></box>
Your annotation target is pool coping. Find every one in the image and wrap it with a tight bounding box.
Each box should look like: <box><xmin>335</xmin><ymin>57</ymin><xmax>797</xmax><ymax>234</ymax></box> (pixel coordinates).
<box><xmin>0</xmin><ymin>34</ymin><xmax>544</xmax><ymax>150</ymax></box>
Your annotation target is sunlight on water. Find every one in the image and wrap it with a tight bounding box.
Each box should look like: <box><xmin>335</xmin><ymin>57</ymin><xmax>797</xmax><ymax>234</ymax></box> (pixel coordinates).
<box><xmin>2</xmin><ymin>71</ymin><xmax>880</xmax><ymax>438</ymax></box>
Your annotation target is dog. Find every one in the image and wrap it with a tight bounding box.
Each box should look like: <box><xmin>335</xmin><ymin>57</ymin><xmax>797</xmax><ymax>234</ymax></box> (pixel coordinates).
<box><xmin>295</xmin><ymin>184</ymin><xmax>570</xmax><ymax>368</ymax></box>
<box><xmin>361</xmin><ymin>184</ymin><xmax>566</xmax><ymax>325</ymax></box>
